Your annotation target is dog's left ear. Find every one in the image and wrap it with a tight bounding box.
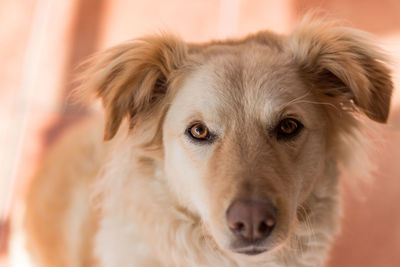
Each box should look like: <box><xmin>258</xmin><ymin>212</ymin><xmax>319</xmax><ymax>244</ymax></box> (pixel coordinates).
<box><xmin>79</xmin><ymin>35</ymin><xmax>187</xmax><ymax>140</ymax></box>
<box><xmin>289</xmin><ymin>19</ymin><xmax>393</xmax><ymax>123</ymax></box>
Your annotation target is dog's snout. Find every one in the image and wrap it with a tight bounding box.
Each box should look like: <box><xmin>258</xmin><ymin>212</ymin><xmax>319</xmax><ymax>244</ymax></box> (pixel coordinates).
<box><xmin>226</xmin><ymin>199</ymin><xmax>276</xmax><ymax>242</ymax></box>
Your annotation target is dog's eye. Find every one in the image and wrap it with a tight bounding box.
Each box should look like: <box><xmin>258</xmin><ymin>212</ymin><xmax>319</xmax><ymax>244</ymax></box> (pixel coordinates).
<box><xmin>276</xmin><ymin>118</ymin><xmax>303</xmax><ymax>140</ymax></box>
<box><xmin>187</xmin><ymin>122</ymin><xmax>211</xmax><ymax>141</ymax></box>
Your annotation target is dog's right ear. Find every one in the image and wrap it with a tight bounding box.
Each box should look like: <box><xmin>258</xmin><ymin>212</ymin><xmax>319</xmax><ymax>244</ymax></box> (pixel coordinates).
<box><xmin>78</xmin><ymin>35</ymin><xmax>188</xmax><ymax>140</ymax></box>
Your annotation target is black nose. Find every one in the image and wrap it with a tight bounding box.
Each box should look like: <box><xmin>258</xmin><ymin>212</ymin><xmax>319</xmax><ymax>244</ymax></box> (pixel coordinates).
<box><xmin>226</xmin><ymin>198</ymin><xmax>276</xmax><ymax>242</ymax></box>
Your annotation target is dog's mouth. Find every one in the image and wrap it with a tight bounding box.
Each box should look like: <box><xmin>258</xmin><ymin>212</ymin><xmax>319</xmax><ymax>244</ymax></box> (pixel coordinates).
<box><xmin>232</xmin><ymin>246</ymin><xmax>268</xmax><ymax>256</ymax></box>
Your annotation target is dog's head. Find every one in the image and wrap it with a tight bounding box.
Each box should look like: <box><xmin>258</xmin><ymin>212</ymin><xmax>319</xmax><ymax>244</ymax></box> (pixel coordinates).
<box><xmin>81</xmin><ymin>19</ymin><xmax>393</xmax><ymax>259</ymax></box>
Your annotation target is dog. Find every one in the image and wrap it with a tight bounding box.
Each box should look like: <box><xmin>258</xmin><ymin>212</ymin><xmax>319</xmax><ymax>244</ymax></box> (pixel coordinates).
<box><xmin>23</xmin><ymin>16</ymin><xmax>393</xmax><ymax>267</ymax></box>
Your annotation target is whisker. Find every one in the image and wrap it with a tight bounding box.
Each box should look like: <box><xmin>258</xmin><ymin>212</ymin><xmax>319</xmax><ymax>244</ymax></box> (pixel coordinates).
<box><xmin>283</xmin><ymin>91</ymin><xmax>312</xmax><ymax>107</ymax></box>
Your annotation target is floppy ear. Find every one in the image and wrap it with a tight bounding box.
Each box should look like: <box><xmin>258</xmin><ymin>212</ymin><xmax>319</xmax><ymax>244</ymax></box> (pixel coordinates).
<box><xmin>79</xmin><ymin>35</ymin><xmax>187</xmax><ymax>140</ymax></box>
<box><xmin>289</xmin><ymin>18</ymin><xmax>393</xmax><ymax>123</ymax></box>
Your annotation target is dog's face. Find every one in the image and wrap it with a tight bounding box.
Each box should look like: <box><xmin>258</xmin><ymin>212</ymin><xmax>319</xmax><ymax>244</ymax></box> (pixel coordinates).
<box><xmin>163</xmin><ymin>46</ymin><xmax>329</xmax><ymax>255</ymax></box>
<box><xmin>81</xmin><ymin>18</ymin><xmax>392</xmax><ymax>260</ymax></box>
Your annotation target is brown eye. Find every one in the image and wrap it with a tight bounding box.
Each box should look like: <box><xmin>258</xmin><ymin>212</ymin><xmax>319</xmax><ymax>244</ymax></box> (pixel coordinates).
<box><xmin>189</xmin><ymin>122</ymin><xmax>210</xmax><ymax>140</ymax></box>
<box><xmin>280</xmin><ymin>119</ymin><xmax>298</xmax><ymax>134</ymax></box>
<box><xmin>276</xmin><ymin>118</ymin><xmax>303</xmax><ymax>140</ymax></box>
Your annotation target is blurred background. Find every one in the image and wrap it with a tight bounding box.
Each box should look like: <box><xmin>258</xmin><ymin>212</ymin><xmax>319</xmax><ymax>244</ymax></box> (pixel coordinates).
<box><xmin>0</xmin><ymin>0</ymin><xmax>399</xmax><ymax>266</ymax></box>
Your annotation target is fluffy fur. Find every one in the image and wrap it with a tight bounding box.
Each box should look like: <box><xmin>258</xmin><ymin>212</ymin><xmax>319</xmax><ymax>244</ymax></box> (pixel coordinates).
<box><xmin>24</xmin><ymin>16</ymin><xmax>393</xmax><ymax>267</ymax></box>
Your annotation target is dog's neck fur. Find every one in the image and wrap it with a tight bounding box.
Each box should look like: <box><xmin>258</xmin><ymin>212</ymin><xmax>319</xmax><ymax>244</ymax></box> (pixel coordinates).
<box><xmin>93</xmin><ymin>136</ymin><xmax>341</xmax><ymax>267</ymax></box>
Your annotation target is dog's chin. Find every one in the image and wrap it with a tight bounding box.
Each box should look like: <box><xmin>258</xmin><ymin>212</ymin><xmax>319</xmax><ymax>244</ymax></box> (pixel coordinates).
<box><xmin>224</xmin><ymin>246</ymin><xmax>273</xmax><ymax>263</ymax></box>
<box><xmin>207</xmin><ymin>222</ymin><xmax>288</xmax><ymax>262</ymax></box>
<box><xmin>213</xmin><ymin>236</ymin><xmax>279</xmax><ymax>260</ymax></box>
<box><xmin>225</xmin><ymin>240</ymin><xmax>289</xmax><ymax>264</ymax></box>
<box><xmin>214</xmin><ymin>233</ymin><xmax>288</xmax><ymax>262</ymax></box>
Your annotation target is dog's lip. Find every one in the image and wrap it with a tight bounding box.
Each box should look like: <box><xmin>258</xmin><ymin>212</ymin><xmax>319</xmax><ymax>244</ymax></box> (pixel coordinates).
<box><xmin>233</xmin><ymin>247</ymin><xmax>267</xmax><ymax>256</ymax></box>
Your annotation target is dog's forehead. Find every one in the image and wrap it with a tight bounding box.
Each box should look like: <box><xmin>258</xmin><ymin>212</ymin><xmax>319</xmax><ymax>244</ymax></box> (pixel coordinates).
<box><xmin>179</xmin><ymin>45</ymin><xmax>305</xmax><ymax>121</ymax></box>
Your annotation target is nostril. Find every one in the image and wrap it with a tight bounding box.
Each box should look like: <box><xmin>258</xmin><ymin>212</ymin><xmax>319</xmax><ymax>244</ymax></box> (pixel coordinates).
<box><xmin>235</xmin><ymin>222</ymin><xmax>245</xmax><ymax>231</ymax></box>
<box><xmin>231</xmin><ymin>222</ymin><xmax>245</xmax><ymax>234</ymax></box>
<box><xmin>258</xmin><ymin>219</ymin><xmax>275</xmax><ymax>235</ymax></box>
<box><xmin>258</xmin><ymin>221</ymin><xmax>268</xmax><ymax>234</ymax></box>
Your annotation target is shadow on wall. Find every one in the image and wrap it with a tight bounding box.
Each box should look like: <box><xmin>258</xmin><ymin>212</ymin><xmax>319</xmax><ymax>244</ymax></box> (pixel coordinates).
<box><xmin>43</xmin><ymin>0</ymin><xmax>106</xmax><ymax>147</ymax></box>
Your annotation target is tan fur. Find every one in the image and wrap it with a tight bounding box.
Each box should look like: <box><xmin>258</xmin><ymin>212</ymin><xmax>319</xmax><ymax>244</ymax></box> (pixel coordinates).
<box><xmin>24</xmin><ymin>17</ymin><xmax>393</xmax><ymax>267</ymax></box>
